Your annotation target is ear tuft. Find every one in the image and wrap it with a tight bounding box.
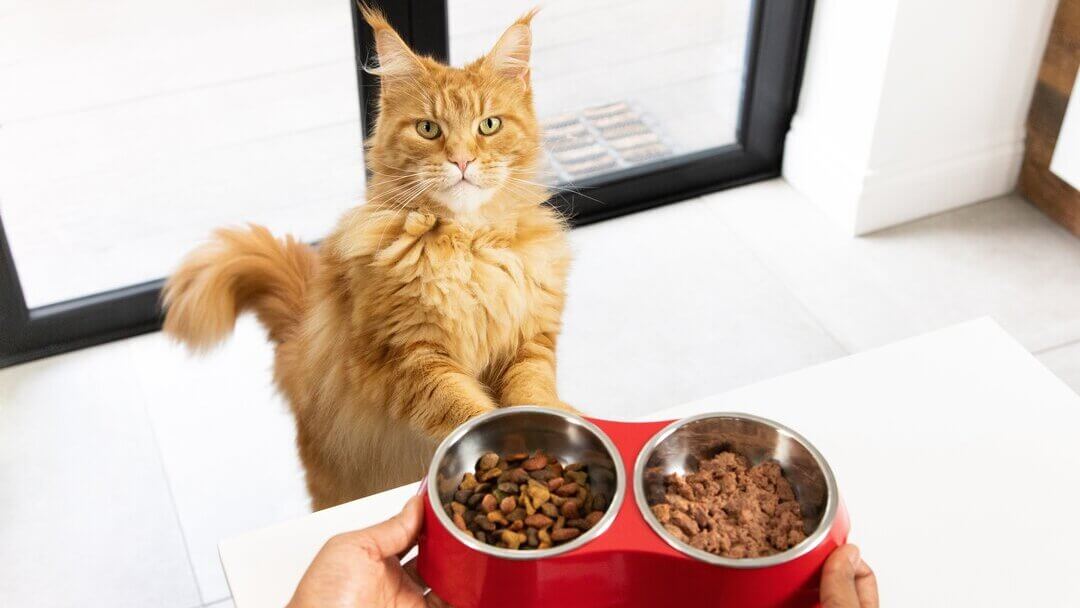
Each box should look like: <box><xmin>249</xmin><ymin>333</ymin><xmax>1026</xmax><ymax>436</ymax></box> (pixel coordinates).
<box><xmin>360</xmin><ymin>4</ymin><xmax>423</xmax><ymax>78</ymax></box>
<box><xmin>485</xmin><ymin>9</ymin><xmax>537</xmax><ymax>83</ymax></box>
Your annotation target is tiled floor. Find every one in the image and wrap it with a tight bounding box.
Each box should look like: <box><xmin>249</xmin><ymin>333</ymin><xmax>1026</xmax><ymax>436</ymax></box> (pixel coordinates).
<box><xmin>4</xmin><ymin>179</ymin><xmax>1080</xmax><ymax>607</ymax></box>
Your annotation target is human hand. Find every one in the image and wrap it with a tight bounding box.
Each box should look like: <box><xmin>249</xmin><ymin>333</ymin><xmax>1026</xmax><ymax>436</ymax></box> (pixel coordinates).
<box><xmin>287</xmin><ymin>494</ymin><xmax>447</xmax><ymax>608</ymax></box>
<box><xmin>820</xmin><ymin>544</ymin><xmax>878</xmax><ymax>608</ymax></box>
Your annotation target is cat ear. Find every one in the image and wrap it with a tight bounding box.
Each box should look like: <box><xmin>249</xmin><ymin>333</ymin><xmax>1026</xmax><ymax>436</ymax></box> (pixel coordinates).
<box><xmin>485</xmin><ymin>9</ymin><xmax>537</xmax><ymax>84</ymax></box>
<box><xmin>361</xmin><ymin>5</ymin><xmax>424</xmax><ymax>79</ymax></box>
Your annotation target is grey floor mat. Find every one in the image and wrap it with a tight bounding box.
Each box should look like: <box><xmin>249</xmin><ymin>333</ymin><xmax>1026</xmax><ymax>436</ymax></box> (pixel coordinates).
<box><xmin>540</xmin><ymin>101</ymin><xmax>674</xmax><ymax>184</ymax></box>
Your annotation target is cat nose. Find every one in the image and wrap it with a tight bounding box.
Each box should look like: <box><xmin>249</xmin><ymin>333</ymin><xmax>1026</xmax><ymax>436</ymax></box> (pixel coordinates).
<box><xmin>451</xmin><ymin>158</ymin><xmax>474</xmax><ymax>175</ymax></box>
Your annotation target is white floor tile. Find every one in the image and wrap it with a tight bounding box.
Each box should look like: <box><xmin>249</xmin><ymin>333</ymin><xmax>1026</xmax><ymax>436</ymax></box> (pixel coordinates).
<box><xmin>1037</xmin><ymin>341</ymin><xmax>1080</xmax><ymax>395</ymax></box>
<box><xmin>711</xmin><ymin>181</ymin><xmax>1080</xmax><ymax>353</ymax></box>
<box><xmin>558</xmin><ymin>195</ymin><xmax>848</xmax><ymax>420</ymax></box>
<box><xmin>128</xmin><ymin>317</ymin><xmax>310</xmax><ymax>603</ymax></box>
<box><xmin>0</xmin><ymin>342</ymin><xmax>200</xmax><ymax>608</ymax></box>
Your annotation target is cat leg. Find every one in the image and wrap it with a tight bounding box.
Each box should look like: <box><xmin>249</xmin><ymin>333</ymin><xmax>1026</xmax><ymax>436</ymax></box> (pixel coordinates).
<box><xmin>390</xmin><ymin>347</ymin><xmax>498</xmax><ymax>440</ymax></box>
<box><xmin>494</xmin><ymin>333</ymin><xmax>578</xmax><ymax>413</ymax></box>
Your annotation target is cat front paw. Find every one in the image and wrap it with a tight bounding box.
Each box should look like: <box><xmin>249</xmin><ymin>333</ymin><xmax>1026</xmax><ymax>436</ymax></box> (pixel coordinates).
<box><xmin>404</xmin><ymin>211</ymin><xmax>436</xmax><ymax>236</ymax></box>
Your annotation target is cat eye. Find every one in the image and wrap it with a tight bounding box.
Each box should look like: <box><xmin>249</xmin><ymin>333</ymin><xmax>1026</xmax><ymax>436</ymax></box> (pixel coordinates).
<box><xmin>416</xmin><ymin>120</ymin><xmax>441</xmax><ymax>139</ymax></box>
<box><xmin>478</xmin><ymin>116</ymin><xmax>502</xmax><ymax>136</ymax></box>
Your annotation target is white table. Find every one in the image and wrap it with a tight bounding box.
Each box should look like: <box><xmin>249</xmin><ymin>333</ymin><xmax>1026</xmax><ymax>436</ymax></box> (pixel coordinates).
<box><xmin>220</xmin><ymin>318</ymin><xmax>1080</xmax><ymax>607</ymax></box>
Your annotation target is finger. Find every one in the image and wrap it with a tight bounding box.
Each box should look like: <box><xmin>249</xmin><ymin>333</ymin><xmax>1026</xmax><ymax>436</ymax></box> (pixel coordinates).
<box><xmin>853</xmin><ymin>558</ymin><xmax>879</xmax><ymax>608</ymax></box>
<box><xmin>357</xmin><ymin>495</ymin><xmax>425</xmax><ymax>558</ymax></box>
<box><xmin>402</xmin><ymin>556</ymin><xmax>427</xmax><ymax>590</ymax></box>
<box><xmin>403</xmin><ymin>556</ymin><xmax>452</xmax><ymax>607</ymax></box>
<box><xmin>389</xmin><ymin>555</ymin><xmax>426</xmax><ymax>598</ymax></box>
<box><xmin>820</xmin><ymin>544</ymin><xmax>862</xmax><ymax>608</ymax></box>
<box><xmin>425</xmin><ymin>589</ymin><xmax>452</xmax><ymax>608</ymax></box>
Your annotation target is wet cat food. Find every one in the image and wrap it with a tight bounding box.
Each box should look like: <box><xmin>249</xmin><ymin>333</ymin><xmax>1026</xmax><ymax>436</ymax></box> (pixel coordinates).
<box><xmin>444</xmin><ymin>450</ymin><xmax>608</xmax><ymax>550</ymax></box>
<box><xmin>650</xmin><ymin>451</ymin><xmax>807</xmax><ymax>558</ymax></box>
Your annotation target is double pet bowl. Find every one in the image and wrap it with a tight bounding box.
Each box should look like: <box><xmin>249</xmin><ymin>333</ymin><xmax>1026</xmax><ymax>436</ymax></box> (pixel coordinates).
<box><xmin>417</xmin><ymin>407</ymin><xmax>849</xmax><ymax>608</ymax></box>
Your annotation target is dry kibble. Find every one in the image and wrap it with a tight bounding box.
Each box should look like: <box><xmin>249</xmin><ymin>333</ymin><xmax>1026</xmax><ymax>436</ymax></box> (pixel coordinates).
<box><xmin>474</xmin><ymin>514</ymin><xmax>496</xmax><ymax>532</ymax></box>
<box><xmin>555</xmin><ymin>482</ymin><xmax>579</xmax><ymax>497</ymax></box>
<box><xmin>478</xmin><ymin>453</ymin><xmax>500</xmax><ymax>470</ymax></box>
<box><xmin>524</xmin><ymin>513</ymin><xmax>553</xmax><ymax>528</ymax></box>
<box><xmin>522</xmin><ymin>453</ymin><xmax>549</xmax><ymax>471</ymax></box>
<box><xmin>501</xmin><ymin>530</ymin><xmax>527</xmax><ymax>549</ymax></box>
<box><xmin>551</xmin><ymin>527</ymin><xmax>581</xmax><ymax>542</ymax></box>
<box><xmin>500</xmin><ymin>496</ymin><xmax>517</xmax><ymax>513</ymax></box>
<box><xmin>526</xmin><ymin>479</ymin><xmax>551</xmax><ymax>505</ymax></box>
<box><xmin>459</xmin><ymin>473</ymin><xmax>478</xmax><ymax>491</ymax></box>
<box><xmin>451</xmin><ymin>448</ymin><xmax>608</xmax><ymax>550</ymax></box>
<box><xmin>566</xmin><ymin>471</ymin><xmax>588</xmax><ymax>485</ymax></box>
<box><xmin>560</xmin><ymin>498</ymin><xmax>580</xmax><ymax>519</ymax></box>
<box><xmin>529</xmin><ymin>468</ymin><xmax>556</xmax><ymax>482</ymax></box>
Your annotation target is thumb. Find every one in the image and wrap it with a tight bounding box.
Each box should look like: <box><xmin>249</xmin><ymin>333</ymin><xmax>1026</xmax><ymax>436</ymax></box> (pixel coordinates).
<box><xmin>355</xmin><ymin>494</ymin><xmax>425</xmax><ymax>559</ymax></box>
<box><xmin>820</xmin><ymin>544</ymin><xmax>862</xmax><ymax>608</ymax></box>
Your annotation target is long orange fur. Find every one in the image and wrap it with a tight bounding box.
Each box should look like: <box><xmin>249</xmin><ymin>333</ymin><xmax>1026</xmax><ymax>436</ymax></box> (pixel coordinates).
<box><xmin>162</xmin><ymin>8</ymin><xmax>572</xmax><ymax>509</ymax></box>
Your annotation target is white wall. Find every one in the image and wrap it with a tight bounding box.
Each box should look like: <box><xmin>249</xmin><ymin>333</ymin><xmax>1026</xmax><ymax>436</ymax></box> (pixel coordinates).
<box><xmin>784</xmin><ymin>0</ymin><xmax>1059</xmax><ymax>235</ymax></box>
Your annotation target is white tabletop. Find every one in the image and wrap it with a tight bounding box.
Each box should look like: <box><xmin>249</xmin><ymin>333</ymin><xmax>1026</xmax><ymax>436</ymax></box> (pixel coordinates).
<box><xmin>220</xmin><ymin>318</ymin><xmax>1080</xmax><ymax>607</ymax></box>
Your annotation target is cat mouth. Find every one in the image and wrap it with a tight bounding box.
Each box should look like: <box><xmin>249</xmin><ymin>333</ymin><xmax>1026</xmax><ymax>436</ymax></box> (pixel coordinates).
<box><xmin>450</xmin><ymin>176</ymin><xmax>480</xmax><ymax>190</ymax></box>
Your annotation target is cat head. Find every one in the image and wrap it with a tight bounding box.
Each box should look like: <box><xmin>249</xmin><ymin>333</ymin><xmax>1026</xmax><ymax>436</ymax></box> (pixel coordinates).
<box><xmin>362</xmin><ymin>6</ymin><xmax>542</xmax><ymax>216</ymax></box>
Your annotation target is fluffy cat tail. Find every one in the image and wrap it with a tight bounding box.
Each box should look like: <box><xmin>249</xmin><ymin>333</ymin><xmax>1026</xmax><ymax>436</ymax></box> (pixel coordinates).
<box><xmin>162</xmin><ymin>225</ymin><xmax>317</xmax><ymax>351</ymax></box>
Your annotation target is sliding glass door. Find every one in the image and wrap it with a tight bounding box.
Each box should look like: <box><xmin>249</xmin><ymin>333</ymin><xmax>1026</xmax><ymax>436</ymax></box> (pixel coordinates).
<box><xmin>0</xmin><ymin>0</ymin><xmax>811</xmax><ymax>366</ymax></box>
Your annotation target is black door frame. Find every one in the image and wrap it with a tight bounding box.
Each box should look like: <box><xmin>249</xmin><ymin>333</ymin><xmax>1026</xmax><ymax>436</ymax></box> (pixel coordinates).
<box><xmin>0</xmin><ymin>0</ymin><xmax>812</xmax><ymax>368</ymax></box>
<box><xmin>0</xmin><ymin>215</ymin><xmax>163</xmax><ymax>367</ymax></box>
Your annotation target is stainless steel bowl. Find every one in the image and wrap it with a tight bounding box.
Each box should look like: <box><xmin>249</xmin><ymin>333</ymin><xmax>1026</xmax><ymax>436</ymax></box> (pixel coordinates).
<box><xmin>427</xmin><ymin>406</ymin><xmax>625</xmax><ymax>560</ymax></box>
<box><xmin>634</xmin><ymin>412</ymin><xmax>838</xmax><ymax>568</ymax></box>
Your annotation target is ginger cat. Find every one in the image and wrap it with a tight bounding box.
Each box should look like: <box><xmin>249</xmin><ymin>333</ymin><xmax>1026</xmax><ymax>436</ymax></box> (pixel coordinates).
<box><xmin>162</xmin><ymin>8</ymin><xmax>572</xmax><ymax>509</ymax></box>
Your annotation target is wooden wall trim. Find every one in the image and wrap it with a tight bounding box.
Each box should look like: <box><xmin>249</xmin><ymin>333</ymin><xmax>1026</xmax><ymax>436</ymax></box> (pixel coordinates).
<box><xmin>1021</xmin><ymin>0</ymin><xmax>1080</xmax><ymax>235</ymax></box>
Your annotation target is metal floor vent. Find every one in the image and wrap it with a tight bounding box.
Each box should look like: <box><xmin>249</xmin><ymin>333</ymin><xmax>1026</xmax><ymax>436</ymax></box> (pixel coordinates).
<box><xmin>540</xmin><ymin>101</ymin><xmax>674</xmax><ymax>183</ymax></box>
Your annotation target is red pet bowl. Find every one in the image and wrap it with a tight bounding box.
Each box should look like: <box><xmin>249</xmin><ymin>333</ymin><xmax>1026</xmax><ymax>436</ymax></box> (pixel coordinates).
<box><xmin>418</xmin><ymin>407</ymin><xmax>848</xmax><ymax>608</ymax></box>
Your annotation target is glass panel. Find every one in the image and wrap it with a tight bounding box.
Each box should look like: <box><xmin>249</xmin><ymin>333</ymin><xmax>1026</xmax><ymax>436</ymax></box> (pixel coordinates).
<box><xmin>0</xmin><ymin>0</ymin><xmax>364</xmax><ymax>308</ymax></box>
<box><xmin>449</xmin><ymin>0</ymin><xmax>752</xmax><ymax>184</ymax></box>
